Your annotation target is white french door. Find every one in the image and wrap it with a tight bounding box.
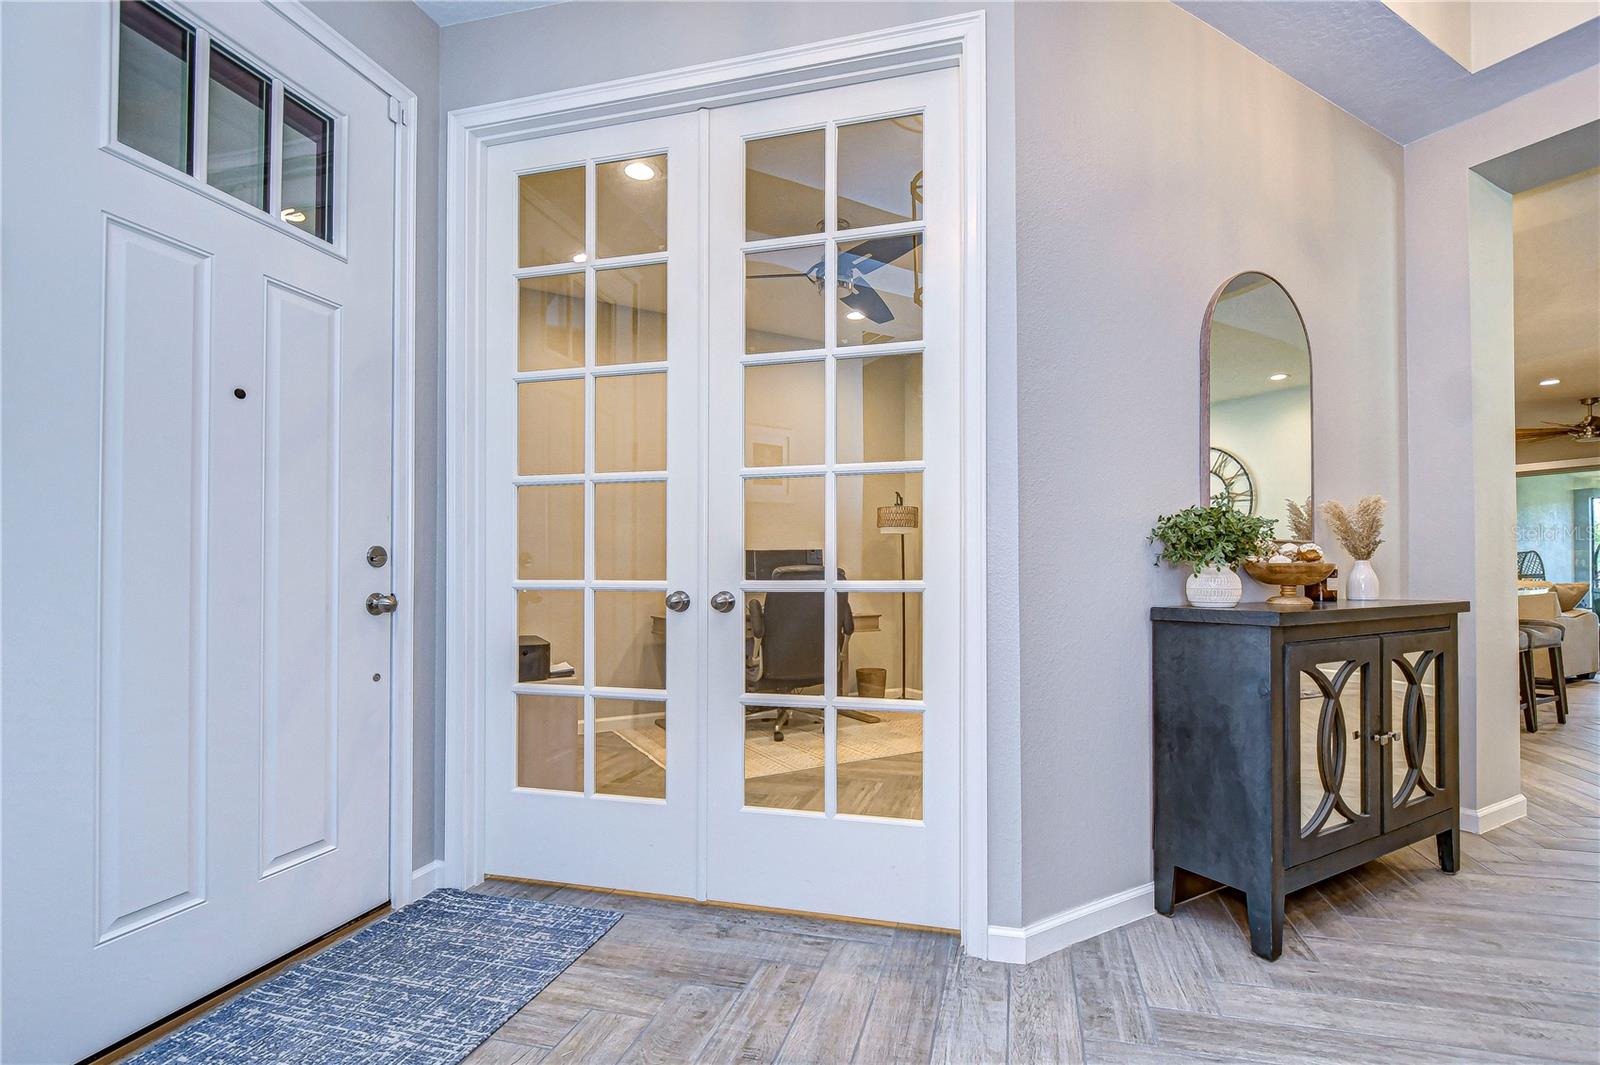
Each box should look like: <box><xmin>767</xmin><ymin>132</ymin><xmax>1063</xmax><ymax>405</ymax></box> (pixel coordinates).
<box><xmin>483</xmin><ymin>114</ymin><xmax>704</xmax><ymax>896</ymax></box>
<box><xmin>705</xmin><ymin>72</ymin><xmax>960</xmax><ymax>928</ymax></box>
<box><xmin>483</xmin><ymin>70</ymin><xmax>959</xmax><ymax>929</ymax></box>
<box><xmin>2</xmin><ymin>3</ymin><xmax>398</xmax><ymax>1061</ymax></box>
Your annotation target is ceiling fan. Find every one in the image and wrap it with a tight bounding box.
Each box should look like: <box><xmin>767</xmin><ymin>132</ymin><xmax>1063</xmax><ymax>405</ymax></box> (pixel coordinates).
<box><xmin>747</xmin><ymin>233</ymin><xmax>918</xmax><ymax>324</ymax></box>
<box><xmin>1516</xmin><ymin>396</ymin><xmax>1600</xmax><ymax>444</ymax></box>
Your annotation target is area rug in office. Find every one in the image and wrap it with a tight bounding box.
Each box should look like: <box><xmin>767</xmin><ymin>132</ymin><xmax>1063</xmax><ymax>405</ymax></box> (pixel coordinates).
<box><xmin>130</xmin><ymin>888</ymin><xmax>620</xmax><ymax>1065</ymax></box>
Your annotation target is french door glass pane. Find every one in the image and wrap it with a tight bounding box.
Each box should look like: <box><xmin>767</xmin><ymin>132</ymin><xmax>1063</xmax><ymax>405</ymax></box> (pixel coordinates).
<box><xmin>519</xmin><ymin>167</ymin><xmax>586</xmax><ymax>267</ymax></box>
<box><xmin>837</xmin><ymin>472</ymin><xmax>922</xmax><ymax>581</ymax></box>
<box><xmin>841</xmin><ymin>591</ymin><xmax>921</xmax><ymax>699</ymax></box>
<box><xmin>516</xmin><ymin>695</ymin><xmax>583</xmax><ymax>791</ymax></box>
<box><xmin>517</xmin><ymin>484</ymin><xmax>583</xmax><ymax>580</ymax></box>
<box><xmin>745</xmin><ymin>476</ymin><xmax>824</xmax><ymax>560</ymax></box>
<box><xmin>206</xmin><ymin>46</ymin><xmax>269</xmax><ymax>210</ymax></box>
<box><xmin>596</xmin><ymin>265</ymin><xmax>667</xmax><ymax>365</ymax></box>
<box><xmin>746</xmin><ymin>130</ymin><xmax>824</xmax><ymax>241</ymax></box>
<box><xmin>595</xmin><ymin>373</ymin><xmax>667</xmax><ymax>472</ymax></box>
<box><xmin>518</xmin><ymin>590</ymin><xmax>583</xmax><ymax>685</ymax></box>
<box><xmin>837</xmin><ymin>115</ymin><xmax>923</xmax><ymax>230</ymax></box>
<box><xmin>597</xmin><ymin>155</ymin><xmax>667</xmax><ymax>258</ymax></box>
<box><xmin>837</xmin><ymin>710</ymin><xmax>922</xmax><ymax>820</ymax></box>
<box><xmin>594</xmin><ymin>591</ymin><xmax>666</xmax><ymax>689</ymax></box>
<box><xmin>519</xmin><ymin>273</ymin><xmax>585</xmax><ymax>371</ymax></box>
<box><xmin>594</xmin><ymin>482</ymin><xmax>666</xmax><ymax>580</ymax></box>
<box><xmin>596</xmin><ymin>699</ymin><xmax>666</xmax><ymax>798</ymax></box>
<box><xmin>746</xmin><ymin>246</ymin><xmax>825</xmax><ymax>354</ymax></box>
<box><xmin>517</xmin><ymin>379</ymin><xmax>584</xmax><ymax>475</ymax></box>
<box><xmin>745</xmin><ymin>361</ymin><xmax>824</xmax><ymax>467</ymax></box>
<box><xmin>743</xmin><ymin>707</ymin><xmax>823</xmax><ymax>811</ymax></box>
<box><xmin>837</xmin><ymin>234</ymin><xmax>922</xmax><ymax>346</ymax></box>
<box><xmin>281</xmin><ymin>92</ymin><xmax>333</xmax><ymax>241</ymax></box>
<box><xmin>117</xmin><ymin>1</ymin><xmax>194</xmax><ymax>173</ymax></box>
<box><xmin>836</xmin><ymin>353</ymin><xmax>922</xmax><ymax>463</ymax></box>
<box><xmin>745</xmin><ymin>590</ymin><xmax>826</xmax><ymax>694</ymax></box>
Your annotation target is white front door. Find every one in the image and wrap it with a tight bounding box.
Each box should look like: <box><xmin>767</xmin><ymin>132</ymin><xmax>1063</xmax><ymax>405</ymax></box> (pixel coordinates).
<box><xmin>482</xmin><ymin>114</ymin><xmax>704</xmax><ymax>896</ymax></box>
<box><xmin>480</xmin><ymin>70</ymin><xmax>959</xmax><ymax>929</ymax></box>
<box><xmin>1</xmin><ymin>3</ymin><xmax>398</xmax><ymax>1060</ymax></box>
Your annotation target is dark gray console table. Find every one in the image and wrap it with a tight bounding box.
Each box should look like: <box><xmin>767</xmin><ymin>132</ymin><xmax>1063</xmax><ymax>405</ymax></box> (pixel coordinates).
<box><xmin>1151</xmin><ymin>598</ymin><xmax>1469</xmax><ymax>959</ymax></box>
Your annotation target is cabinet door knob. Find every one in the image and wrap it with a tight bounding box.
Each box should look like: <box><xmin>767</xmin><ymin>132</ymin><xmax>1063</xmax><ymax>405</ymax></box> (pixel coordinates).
<box><xmin>1372</xmin><ymin>730</ymin><xmax>1398</xmax><ymax>745</ymax></box>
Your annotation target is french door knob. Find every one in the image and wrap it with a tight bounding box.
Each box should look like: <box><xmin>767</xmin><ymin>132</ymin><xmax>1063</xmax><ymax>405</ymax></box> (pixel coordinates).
<box><xmin>710</xmin><ymin>590</ymin><xmax>736</xmax><ymax>613</ymax></box>
<box><xmin>366</xmin><ymin>592</ymin><xmax>399</xmax><ymax>615</ymax></box>
<box><xmin>665</xmin><ymin>590</ymin><xmax>691</xmax><ymax>613</ymax></box>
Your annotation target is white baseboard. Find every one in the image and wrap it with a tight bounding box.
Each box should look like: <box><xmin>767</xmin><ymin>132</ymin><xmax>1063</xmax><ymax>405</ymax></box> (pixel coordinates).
<box><xmin>408</xmin><ymin>858</ymin><xmax>446</xmax><ymax>901</ymax></box>
<box><xmin>1462</xmin><ymin>794</ymin><xmax>1527</xmax><ymax>834</ymax></box>
<box><xmin>986</xmin><ymin>882</ymin><xmax>1155</xmax><ymax>965</ymax></box>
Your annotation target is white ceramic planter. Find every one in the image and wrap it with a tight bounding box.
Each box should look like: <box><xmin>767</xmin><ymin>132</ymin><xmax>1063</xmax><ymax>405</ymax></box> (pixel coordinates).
<box><xmin>1347</xmin><ymin>558</ymin><xmax>1381</xmax><ymax>600</ymax></box>
<box><xmin>1186</xmin><ymin>564</ymin><xmax>1243</xmax><ymax>607</ymax></box>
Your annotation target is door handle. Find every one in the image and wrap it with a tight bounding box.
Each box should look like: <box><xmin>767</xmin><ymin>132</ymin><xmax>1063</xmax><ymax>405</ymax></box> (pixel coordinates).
<box><xmin>665</xmin><ymin>590</ymin><xmax>691</xmax><ymax>613</ymax></box>
<box><xmin>366</xmin><ymin>592</ymin><xmax>399</xmax><ymax>615</ymax></box>
<box><xmin>1372</xmin><ymin>730</ymin><xmax>1397</xmax><ymax>745</ymax></box>
<box><xmin>710</xmin><ymin>590</ymin><xmax>736</xmax><ymax>613</ymax></box>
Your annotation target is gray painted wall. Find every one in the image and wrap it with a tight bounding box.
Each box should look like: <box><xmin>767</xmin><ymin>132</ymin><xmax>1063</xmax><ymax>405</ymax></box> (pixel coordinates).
<box><xmin>304</xmin><ymin>0</ymin><xmax>446</xmax><ymax>865</ymax></box>
<box><xmin>435</xmin><ymin>0</ymin><xmax>1412</xmax><ymax>930</ymax></box>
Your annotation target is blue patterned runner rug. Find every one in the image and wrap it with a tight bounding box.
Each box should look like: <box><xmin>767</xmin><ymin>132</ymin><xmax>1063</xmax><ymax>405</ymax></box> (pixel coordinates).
<box><xmin>130</xmin><ymin>888</ymin><xmax>620</xmax><ymax>1064</ymax></box>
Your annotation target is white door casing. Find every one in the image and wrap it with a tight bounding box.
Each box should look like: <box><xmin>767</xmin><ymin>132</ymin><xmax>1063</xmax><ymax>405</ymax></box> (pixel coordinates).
<box><xmin>0</xmin><ymin>3</ymin><xmax>413</xmax><ymax>1060</ymax></box>
<box><xmin>482</xmin><ymin>113</ymin><xmax>703</xmax><ymax>896</ymax></box>
<box><xmin>446</xmin><ymin>12</ymin><xmax>989</xmax><ymax>950</ymax></box>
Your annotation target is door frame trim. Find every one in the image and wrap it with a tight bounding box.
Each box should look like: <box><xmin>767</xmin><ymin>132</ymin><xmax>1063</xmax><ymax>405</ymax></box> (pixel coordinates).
<box><xmin>443</xmin><ymin>11</ymin><xmax>990</xmax><ymax>952</ymax></box>
<box><xmin>258</xmin><ymin>1</ymin><xmax>424</xmax><ymax>908</ymax></box>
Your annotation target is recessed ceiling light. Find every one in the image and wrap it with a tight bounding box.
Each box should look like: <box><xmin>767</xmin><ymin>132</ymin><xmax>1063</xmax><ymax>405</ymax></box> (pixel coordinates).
<box><xmin>280</xmin><ymin>207</ymin><xmax>307</xmax><ymax>224</ymax></box>
<box><xmin>846</xmin><ymin>310</ymin><xmax>866</xmax><ymax>321</ymax></box>
<box><xmin>1539</xmin><ymin>377</ymin><xmax>1561</xmax><ymax>386</ymax></box>
<box><xmin>623</xmin><ymin>161</ymin><xmax>656</xmax><ymax>181</ymax></box>
<box><xmin>572</xmin><ymin>252</ymin><xmax>588</xmax><ymax>263</ymax></box>
<box><xmin>1269</xmin><ymin>372</ymin><xmax>1289</xmax><ymax>382</ymax></box>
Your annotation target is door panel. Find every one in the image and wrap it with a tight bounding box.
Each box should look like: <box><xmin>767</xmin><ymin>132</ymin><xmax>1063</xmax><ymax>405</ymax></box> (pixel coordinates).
<box><xmin>706</xmin><ymin>70</ymin><xmax>961</xmax><ymax>928</ymax></box>
<box><xmin>2</xmin><ymin>3</ymin><xmax>396</xmax><ymax>1060</ymax></box>
<box><xmin>483</xmin><ymin>113</ymin><xmax>702</xmax><ymax>897</ymax></box>
<box><xmin>1381</xmin><ymin>629</ymin><xmax>1457</xmax><ymax>832</ymax></box>
<box><xmin>1284</xmin><ymin>637</ymin><xmax>1382</xmax><ymax>867</ymax></box>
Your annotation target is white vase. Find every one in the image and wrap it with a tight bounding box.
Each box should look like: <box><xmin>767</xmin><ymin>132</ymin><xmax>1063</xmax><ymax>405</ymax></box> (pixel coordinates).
<box><xmin>1347</xmin><ymin>558</ymin><xmax>1380</xmax><ymax>600</ymax></box>
<box><xmin>1186</xmin><ymin>564</ymin><xmax>1243</xmax><ymax>607</ymax></box>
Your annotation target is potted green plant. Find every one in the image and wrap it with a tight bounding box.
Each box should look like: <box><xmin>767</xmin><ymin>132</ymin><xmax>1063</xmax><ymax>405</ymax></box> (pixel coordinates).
<box><xmin>1149</xmin><ymin>497</ymin><xmax>1278</xmax><ymax>607</ymax></box>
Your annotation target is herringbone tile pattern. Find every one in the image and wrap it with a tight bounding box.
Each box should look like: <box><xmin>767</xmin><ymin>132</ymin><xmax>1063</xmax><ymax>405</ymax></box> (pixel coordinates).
<box><xmin>470</xmin><ymin>680</ymin><xmax>1600</xmax><ymax>1064</ymax></box>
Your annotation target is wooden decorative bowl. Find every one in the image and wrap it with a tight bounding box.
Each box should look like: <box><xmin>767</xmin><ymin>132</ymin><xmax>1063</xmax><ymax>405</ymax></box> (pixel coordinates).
<box><xmin>1242</xmin><ymin>560</ymin><xmax>1336</xmax><ymax>608</ymax></box>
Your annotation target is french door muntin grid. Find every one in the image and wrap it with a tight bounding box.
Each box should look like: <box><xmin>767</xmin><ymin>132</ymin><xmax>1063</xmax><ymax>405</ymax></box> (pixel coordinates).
<box><xmin>511</xmin><ymin>149</ymin><xmax>671</xmax><ymax>804</ymax></box>
<box><xmin>737</xmin><ymin>112</ymin><xmax>927</xmax><ymax>823</ymax></box>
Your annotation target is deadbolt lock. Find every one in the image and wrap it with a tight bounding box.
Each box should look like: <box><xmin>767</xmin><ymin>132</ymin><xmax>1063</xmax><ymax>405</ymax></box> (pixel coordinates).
<box><xmin>367</xmin><ymin>545</ymin><xmax>388</xmax><ymax>568</ymax></box>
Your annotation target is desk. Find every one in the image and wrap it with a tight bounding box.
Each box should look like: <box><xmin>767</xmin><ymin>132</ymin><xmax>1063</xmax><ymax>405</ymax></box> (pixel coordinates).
<box><xmin>650</xmin><ymin>611</ymin><xmax>880</xmax><ymax>637</ymax></box>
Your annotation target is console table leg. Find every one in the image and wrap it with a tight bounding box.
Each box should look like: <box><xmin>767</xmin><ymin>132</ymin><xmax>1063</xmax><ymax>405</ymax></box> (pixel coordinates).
<box><xmin>1437</xmin><ymin>827</ymin><xmax>1461</xmax><ymax>874</ymax></box>
<box><xmin>1154</xmin><ymin>862</ymin><xmax>1176</xmax><ymax>916</ymax></box>
<box><xmin>1245</xmin><ymin>886</ymin><xmax>1283</xmax><ymax>960</ymax></box>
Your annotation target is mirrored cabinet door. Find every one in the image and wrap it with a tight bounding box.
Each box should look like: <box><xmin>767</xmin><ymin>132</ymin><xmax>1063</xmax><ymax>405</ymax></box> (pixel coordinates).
<box><xmin>1284</xmin><ymin>638</ymin><xmax>1381</xmax><ymax>866</ymax></box>
<box><xmin>1382</xmin><ymin>631</ymin><xmax>1457</xmax><ymax>830</ymax></box>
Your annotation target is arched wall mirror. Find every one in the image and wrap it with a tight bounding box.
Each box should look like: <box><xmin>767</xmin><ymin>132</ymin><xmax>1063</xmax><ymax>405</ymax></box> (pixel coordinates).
<box><xmin>1201</xmin><ymin>272</ymin><xmax>1313</xmax><ymax>536</ymax></box>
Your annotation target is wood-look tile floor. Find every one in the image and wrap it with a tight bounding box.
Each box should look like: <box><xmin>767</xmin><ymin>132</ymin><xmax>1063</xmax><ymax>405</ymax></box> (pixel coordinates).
<box><xmin>469</xmin><ymin>679</ymin><xmax>1600</xmax><ymax>1064</ymax></box>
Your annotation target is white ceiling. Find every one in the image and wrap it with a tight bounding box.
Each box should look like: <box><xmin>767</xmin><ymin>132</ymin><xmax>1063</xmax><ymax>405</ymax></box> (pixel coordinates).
<box><xmin>1174</xmin><ymin>1</ymin><xmax>1600</xmax><ymax>144</ymax></box>
<box><xmin>413</xmin><ymin>0</ymin><xmax>563</xmax><ymax>27</ymax></box>
<box><xmin>1514</xmin><ymin>167</ymin><xmax>1600</xmax><ymax>462</ymax></box>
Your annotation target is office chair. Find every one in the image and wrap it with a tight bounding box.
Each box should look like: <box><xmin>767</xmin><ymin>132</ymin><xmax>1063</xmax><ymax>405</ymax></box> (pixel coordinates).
<box><xmin>745</xmin><ymin>565</ymin><xmax>876</xmax><ymax>741</ymax></box>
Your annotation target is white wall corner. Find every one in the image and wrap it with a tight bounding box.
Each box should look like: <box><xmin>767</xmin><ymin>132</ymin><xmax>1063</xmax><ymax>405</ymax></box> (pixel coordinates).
<box><xmin>986</xmin><ymin>882</ymin><xmax>1155</xmax><ymax>965</ymax></box>
<box><xmin>1462</xmin><ymin>793</ymin><xmax>1527</xmax><ymax>834</ymax></box>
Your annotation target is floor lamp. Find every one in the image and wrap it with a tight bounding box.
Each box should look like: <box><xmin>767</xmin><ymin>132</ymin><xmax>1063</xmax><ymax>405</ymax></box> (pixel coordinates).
<box><xmin>876</xmin><ymin>491</ymin><xmax>919</xmax><ymax>699</ymax></box>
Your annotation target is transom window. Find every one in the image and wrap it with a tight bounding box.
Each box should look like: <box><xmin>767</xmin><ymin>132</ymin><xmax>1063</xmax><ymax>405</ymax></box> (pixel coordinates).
<box><xmin>115</xmin><ymin>1</ymin><xmax>335</xmax><ymax>242</ymax></box>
